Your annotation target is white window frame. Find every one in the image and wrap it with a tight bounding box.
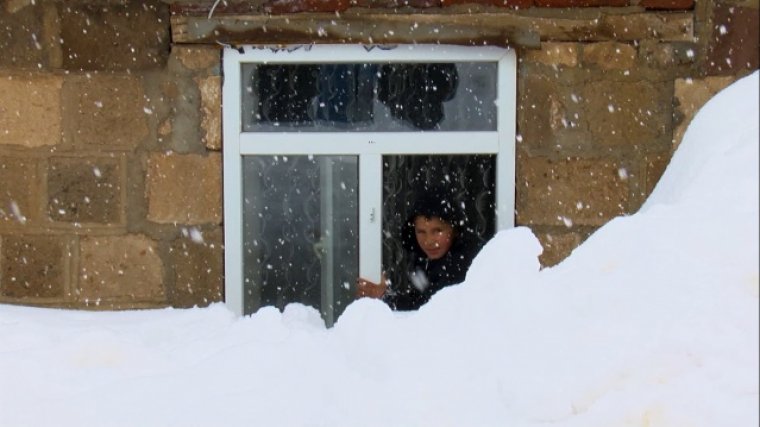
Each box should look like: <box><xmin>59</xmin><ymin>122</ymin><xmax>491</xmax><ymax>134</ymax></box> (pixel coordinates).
<box><xmin>223</xmin><ymin>44</ymin><xmax>516</xmax><ymax>316</ymax></box>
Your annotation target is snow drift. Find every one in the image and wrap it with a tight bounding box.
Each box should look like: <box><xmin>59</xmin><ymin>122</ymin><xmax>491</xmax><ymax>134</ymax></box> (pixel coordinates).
<box><xmin>0</xmin><ymin>71</ymin><xmax>757</xmax><ymax>427</ymax></box>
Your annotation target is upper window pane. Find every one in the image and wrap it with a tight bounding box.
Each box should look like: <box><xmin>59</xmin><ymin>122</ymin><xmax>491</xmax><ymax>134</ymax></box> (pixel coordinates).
<box><xmin>241</xmin><ymin>62</ymin><xmax>497</xmax><ymax>132</ymax></box>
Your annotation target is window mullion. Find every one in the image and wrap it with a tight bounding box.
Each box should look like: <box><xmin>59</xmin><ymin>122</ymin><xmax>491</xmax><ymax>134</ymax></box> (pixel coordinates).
<box><xmin>223</xmin><ymin>51</ymin><xmax>245</xmax><ymax>316</ymax></box>
<box><xmin>359</xmin><ymin>154</ymin><xmax>383</xmax><ymax>285</ymax></box>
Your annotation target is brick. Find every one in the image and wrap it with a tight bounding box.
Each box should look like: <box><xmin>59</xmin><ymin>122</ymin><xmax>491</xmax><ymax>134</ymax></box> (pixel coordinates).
<box><xmin>0</xmin><ymin>158</ymin><xmax>37</xmax><ymax>225</ymax></box>
<box><xmin>146</xmin><ymin>153</ymin><xmax>222</xmax><ymax>225</ymax></box>
<box><xmin>639</xmin><ymin>0</ymin><xmax>693</xmax><ymax>9</ymax></box>
<box><xmin>169</xmin><ymin>226</ymin><xmax>224</xmax><ymax>307</ymax></box>
<box><xmin>78</xmin><ymin>234</ymin><xmax>165</xmax><ymax>301</ymax></box>
<box><xmin>523</xmin><ymin>43</ymin><xmax>579</xmax><ymax>67</ymax></box>
<box><xmin>47</xmin><ymin>157</ymin><xmax>123</xmax><ymax>224</ymax></box>
<box><xmin>442</xmin><ymin>0</ymin><xmax>535</xmax><ymax>8</ymax></box>
<box><xmin>1</xmin><ymin>235</ymin><xmax>67</xmax><ymax>299</ymax></box>
<box><xmin>517</xmin><ymin>156</ymin><xmax>630</xmax><ymax>227</ymax></box>
<box><xmin>174</xmin><ymin>46</ymin><xmax>220</xmax><ymax>71</ymax></box>
<box><xmin>405</xmin><ymin>0</ymin><xmax>443</xmax><ymax>6</ymax></box>
<box><xmin>356</xmin><ymin>0</ymin><xmax>443</xmax><ymax>7</ymax></box>
<box><xmin>342</xmin><ymin>0</ymin><xmax>434</xmax><ymax>9</ymax></box>
<box><xmin>62</xmin><ymin>75</ymin><xmax>149</xmax><ymax>149</ymax></box>
<box><xmin>582</xmin><ymin>42</ymin><xmax>637</xmax><ymax>69</ymax></box>
<box><xmin>59</xmin><ymin>2</ymin><xmax>170</xmax><ymax>71</ymax></box>
<box><xmin>197</xmin><ymin>76</ymin><xmax>222</xmax><ymax>151</ymax></box>
<box><xmin>0</xmin><ymin>75</ymin><xmax>62</xmax><ymax>147</ymax></box>
<box><xmin>673</xmin><ymin>76</ymin><xmax>734</xmax><ymax>148</ymax></box>
<box><xmin>583</xmin><ymin>80</ymin><xmax>669</xmax><ymax>146</ymax></box>
<box><xmin>535</xmin><ymin>0</ymin><xmax>628</xmax><ymax>6</ymax></box>
<box><xmin>705</xmin><ymin>4</ymin><xmax>759</xmax><ymax>74</ymax></box>
<box><xmin>263</xmin><ymin>0</ymin><xmax>351</xmax><ymax>14</ymax></box>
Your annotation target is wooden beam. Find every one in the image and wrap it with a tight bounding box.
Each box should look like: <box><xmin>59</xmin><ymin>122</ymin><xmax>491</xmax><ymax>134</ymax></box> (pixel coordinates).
<box><xmin>170</xmin><ymin>10</ymin><xmax>693</xmax><ymax>47</ymax></box>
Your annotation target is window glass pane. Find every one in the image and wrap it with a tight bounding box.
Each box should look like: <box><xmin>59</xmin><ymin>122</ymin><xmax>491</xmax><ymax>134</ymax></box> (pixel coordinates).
<box><xmin>381</xmin><ymin>155</ymin><xmax>496</xmax><ymax>302</ymax></box>
<box><xmin>241</xmin><ymin>63</ymin><xmax>497</xmax><ymax>132</ymax></box>
<box><xmin>242</xmin><ymin>155</ymin><xmax>359</xmax><ymax>326</ymax></box>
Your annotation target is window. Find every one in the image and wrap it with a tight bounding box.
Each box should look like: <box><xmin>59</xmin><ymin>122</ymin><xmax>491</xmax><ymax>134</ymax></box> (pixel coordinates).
<box><xmin>223</xmin><ymin>45</ymin><xmax>516</xmax><ymax>325</ymax></box>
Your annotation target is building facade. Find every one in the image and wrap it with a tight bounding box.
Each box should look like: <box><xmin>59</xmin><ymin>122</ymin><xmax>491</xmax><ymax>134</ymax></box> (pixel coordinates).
<box><xmin>0</xmin><ymin>0</ymin><xmax>757</xmax><ymax>313</ymax></box>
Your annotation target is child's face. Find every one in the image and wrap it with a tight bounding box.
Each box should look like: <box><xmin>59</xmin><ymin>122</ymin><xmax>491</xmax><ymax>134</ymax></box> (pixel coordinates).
<box><xmin>414</xmin><ymin>216</ymin><xmax>454</xmax><ymax>260</ymax></box>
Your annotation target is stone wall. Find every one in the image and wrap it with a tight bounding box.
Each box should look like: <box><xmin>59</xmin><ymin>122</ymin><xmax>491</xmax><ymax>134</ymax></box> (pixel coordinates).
<box><xmin>0</xmin><ymin>0</ymin><xmax>756</xmax><ymax>309</ymax></box>
<box><xmin>0</xmin><ymin>1</ymin><xmax>223</xmax><ymax>309</ymax></box>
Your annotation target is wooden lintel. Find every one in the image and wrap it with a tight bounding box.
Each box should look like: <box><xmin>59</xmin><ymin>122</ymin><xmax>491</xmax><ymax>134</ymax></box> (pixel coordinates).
<box><xmin>170</xmin><ymin>11</ymin><xmax>694</xmax><ymax>47</ymax></box>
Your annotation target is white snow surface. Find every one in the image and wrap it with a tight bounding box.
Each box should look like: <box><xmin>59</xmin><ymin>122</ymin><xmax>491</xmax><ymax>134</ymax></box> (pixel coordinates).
<box><xmin>1</xmin><ymin>72</ymin><xmax>758</xmax><ymax>426</ymax></box>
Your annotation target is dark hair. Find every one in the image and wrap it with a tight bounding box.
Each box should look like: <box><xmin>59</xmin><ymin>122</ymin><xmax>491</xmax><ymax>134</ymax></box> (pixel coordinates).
<box><xmin>411</xmin><ymin>192</ymin><xmax>462</xmax><ymax>227</ymax></box>
<box><xmin>401</xmin><ymin>190</ymin><xmax>464</xmax><ymax>254</ymax></box>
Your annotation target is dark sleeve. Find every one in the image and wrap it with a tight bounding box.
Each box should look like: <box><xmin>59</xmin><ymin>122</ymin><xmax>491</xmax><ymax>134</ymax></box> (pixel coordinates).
<box><xmin>382</xmin><ymin>241</ymin><xmax>480</xmax><ymax>311</ymax></box>
<box><xmin>382</xmin><ymin>286</ymin><xmax>429</xmax><ymax>311</ymax></box>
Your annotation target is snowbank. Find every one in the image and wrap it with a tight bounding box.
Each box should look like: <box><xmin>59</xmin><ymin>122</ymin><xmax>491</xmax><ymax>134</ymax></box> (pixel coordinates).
<box><xmin>0</xmin><ymin>71</ymin><xmax>757</xmax><ymax>426</ymax></box>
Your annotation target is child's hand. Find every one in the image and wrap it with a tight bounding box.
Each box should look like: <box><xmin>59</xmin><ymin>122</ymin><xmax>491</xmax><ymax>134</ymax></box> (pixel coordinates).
<box><xmin>356</xmin><ymin>273</ymin><xmax>387</xmax><ymax>298</ymax></box>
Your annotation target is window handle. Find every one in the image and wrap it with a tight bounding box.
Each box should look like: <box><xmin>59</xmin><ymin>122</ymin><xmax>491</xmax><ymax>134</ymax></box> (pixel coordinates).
<box><xmin>370</xmin><ymin>208</ymin><xmax>376</xmax><ymax>223</ymax></box>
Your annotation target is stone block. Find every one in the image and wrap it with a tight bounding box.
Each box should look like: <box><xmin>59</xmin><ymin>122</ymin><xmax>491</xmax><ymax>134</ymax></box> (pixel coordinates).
<box><xmin>582</xmin><ymin>42</ymin><xmax>637</xmax><ymax>69</ymax></box>
<box><xmin>78</xmin><ymin>234</ymin><xmax>165</xmax><ymax>301</ymax></box>
<box><xmin>197</xmin><ymin>76</ymin><xmax>222</xmax><ymax>151</ymax></box>
<box><xmin>47</xmin><ymin>157</ymin><xmax>124</xmax><ymax>224</ymax></box>
<box><xmin>644</xmin><ymin>153</ymin><xmax>671</xmax><ymax>196</ymax></box>
<box><xmin>160</xmin><ymin>75</ymin><xmax>203</xmax><ymax>153</ymax></box>
<box><xmin>523</xmin><ymin>43</ymin><xmax>578</xmax><ymax>67</ymax></box>
<box><xmin>4</xmin><ymin>0</ymin><xmax>33</xmax><ymax>14</ymax></box>
<box><xmin>518</xmin><ymin>72</ymin><xmax>590</xmax><ymax>152</ymax></box>
<box><xmin>169</xmin><ymin>226</ymin><xmax>224</xmax><ymax>307</ymax></box>
<box><xmin>517</xmin><ymin>155</ymin><xmax>630</xmax><ymax>227</ymax></box>
<box><xmin>59</xmin><ymin>2</ymin><xmax>170</xmax><ymax>71</ymax></box>
<box><xmin>0</xmin><ymin>75</ymin><xmax>62</xmax><ymax>147</ymax></box>
<box><xmin>673</xmin><ymin>76</ymin><xmax>734</xmax><ymax>148</ymax></box>
<box><xmin>0</xmin><ymin>5</ymin><xmax>48</xmax><ymax>68</ymax></box>
<box><xmin>0</xmin><ymin>158</ymin><xmax>37</xmax><ymax>225</ymax></box>
<box><xmin>639</xmin><ymin>41</ymin><xmax>698</xmax><ymax>68</ymax></box>
<box><xmin>705</xmin><ymin>4</ymin><xmax>759</xmax><ymax>74</ymax></box>
<box><xmin>175</xmin><ymin>46</ymin><xmax>220</xmax><ymax>71</ymax></box>
<box><xmin>535</xmin><ymin>230</ymin><xmax>585</xmax><ymax>267</ymax></box>
<box><xmin>146</xmin><ymin>153</ymin><xmax>222</xmax><ymax>225</ymax></box>
<box><xmin>1</xmin><ymin>235</ymin><xmax>67</xmax><ymax>299</ymax></box>
<box><xmin>41</xmin><ymin>3</ymin><xmax>62</xmax><ymax>69</ymax></box>
<box><xmin>583</xmin><ymin>80</ymin><xmax>669</xmax><ymax>147</ymax></box>
<box><xmin>62</xmin><ymin>75</ymin><xmax>149</xmax><ymax>149</ymax></box>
